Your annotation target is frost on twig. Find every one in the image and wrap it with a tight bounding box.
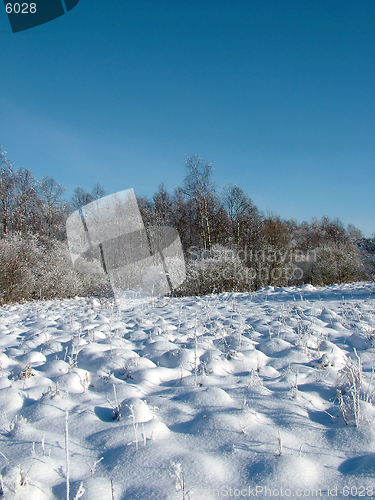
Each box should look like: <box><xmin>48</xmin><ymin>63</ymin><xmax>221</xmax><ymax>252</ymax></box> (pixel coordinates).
<box><xmin>276</xmin><ymin>432</ymin><xmax>282</xmax><ymax>456</ymax></box>
<box><xmin>65</xmin><ymin>410</ymin><xmax>70</xmax><ymax>500</ymax></box>
<box><xmin>337</xmin><ymin>348</ymin><xmax>362</xmax><ymax>426</ymax></box>
<box><xmin>107</xmin><ymin>384</ymin><xmax>121</xmax><ymax>421</ymax></box>
<box><xmin>19</xmin><ymin>466</ymin><xmax>31</xmax><ymax>487</ymax></box>
<box><xmin>73</xmin><ymin>481</ymin><xmax>85</xmax><ymax>500</ymax></box>
<box><xmin>88</xmin><ymin>457</ymin><xmax>104</xmax><ymax>478</ymax></box>
<box><xmin>171</xmin><ymin>462</ymin><xmax>188</xmax><ymax>500</ymax></box>
<box><xmin>126</xmin><ymin>404</ymin><xmax>138</xmax><ymax>451</ymax></box>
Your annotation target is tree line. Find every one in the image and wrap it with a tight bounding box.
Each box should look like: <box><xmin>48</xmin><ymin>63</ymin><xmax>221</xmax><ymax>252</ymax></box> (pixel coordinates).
<box><xmin>0</xmin><ymin>148</ymin><xmax>374</xmax><ymax>303</ymax></box>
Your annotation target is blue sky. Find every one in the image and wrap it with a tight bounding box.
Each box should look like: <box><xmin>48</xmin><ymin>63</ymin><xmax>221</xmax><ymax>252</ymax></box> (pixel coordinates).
<box><xmin>1</xmin><ymin>0</ymin><xmax>374</xmax><ymax>236</ymax></box>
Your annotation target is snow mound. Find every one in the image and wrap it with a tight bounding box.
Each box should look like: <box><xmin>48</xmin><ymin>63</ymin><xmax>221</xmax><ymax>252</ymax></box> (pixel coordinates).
<box><xmin>0</xmin><ymin>281</ymin><xmax>374</xmax><ymax>497</ymax></box>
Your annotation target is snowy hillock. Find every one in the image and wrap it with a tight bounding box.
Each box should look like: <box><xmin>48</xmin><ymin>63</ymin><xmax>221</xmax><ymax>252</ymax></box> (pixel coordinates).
<box><xmin>0</xmin><ymin>282</ymin><xmax>375</xmax><ymax>499</ymax></box>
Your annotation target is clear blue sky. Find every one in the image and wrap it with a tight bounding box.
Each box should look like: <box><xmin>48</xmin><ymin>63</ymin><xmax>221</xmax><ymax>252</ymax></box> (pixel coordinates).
<box><xmin>1</xmin><ymin>1</ymin><xmax>374</xmax><ymax>236</ymax></box>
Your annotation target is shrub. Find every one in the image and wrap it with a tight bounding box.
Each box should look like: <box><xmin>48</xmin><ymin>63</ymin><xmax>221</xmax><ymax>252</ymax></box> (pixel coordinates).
<box><xmin>0</xmin><ymin>233</ymin><xmax>40</xmax><ymax>303</ymax></box>
<box><xmin>309</xmin><ymin>243</ymin><xmax>367</xmax><ymax>286</ymax></box>
<box><xmin>177</xmin><ymin>244</ymin><xmax>254</xmax><ymax>296</ymax></box>
<box><xmin>0</xmin><ymin>233</ymin><xmax>107</xmax><ymax>304</ymax></box>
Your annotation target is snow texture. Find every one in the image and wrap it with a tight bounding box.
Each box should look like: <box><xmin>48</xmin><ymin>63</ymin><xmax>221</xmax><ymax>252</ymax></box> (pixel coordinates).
<box><xmin>0</xmin><ymin>282</ymin><xmax>375</xmax><ymax>499</ymax></box>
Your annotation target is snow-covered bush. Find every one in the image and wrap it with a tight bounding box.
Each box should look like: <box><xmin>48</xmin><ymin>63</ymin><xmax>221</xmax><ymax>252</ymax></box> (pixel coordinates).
<box><xmin>309</xmin><ymin>244</ymin><xmax>366</xmax><ymax>286</ymax></box>
<box><xmin>32</xmin><ymin>240</ymin><xmax>83</xmax><ymax>300</ymax></box>
<box><xmin>33</xmin><ymin>239</ymin><xmax>107</xmax><ymax>300</ymax></box>
<box><xmin>337</xmin><ymin>349</ymin><xmax>362</xmax><ymax>427</ymax></box>
<box><xmin>0</xmin><ymin>233</ymin><xmax>40</xmax><ymax>303</ymax></box>
<box><xmin>178</xmin><ymin>244</ymin><xmax>254</xmax><ymax>296</ymax></box>
<box><xmin>0</xmin><ymin>232</ymin><xmax>107</xmax><ymax>304</ymax></box>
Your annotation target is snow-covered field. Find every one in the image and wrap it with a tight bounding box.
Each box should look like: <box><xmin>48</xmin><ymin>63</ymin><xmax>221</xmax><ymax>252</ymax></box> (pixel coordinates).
<box><xmin>1</xmin><ymin>282</ymin><xmax>375</xmax><ymax>499</ymax></box>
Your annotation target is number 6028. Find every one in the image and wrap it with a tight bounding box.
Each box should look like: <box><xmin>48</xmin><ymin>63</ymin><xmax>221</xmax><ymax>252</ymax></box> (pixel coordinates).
<box><xmin>6</xmin><ymin>3</ymin><xmax>37</xmax><ymax>13</ymax></box>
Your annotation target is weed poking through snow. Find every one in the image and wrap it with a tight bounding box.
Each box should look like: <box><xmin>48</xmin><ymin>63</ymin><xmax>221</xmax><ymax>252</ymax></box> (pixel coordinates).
<box><xmin>338</xmin><ymin>348</ymin><xmax>362</xmax><ymax>426</ymax></box>
<box><xmin>88</xmin><ymin>457</ymin><xmax>104</xmax><ymax>478</ymax></box>
<box><xmin>18</xmin><ymin>465</ymin><xmax>31</xmax><ymax>486</ymax></box>
<box><xmin>65</xmin><ymin>410</ymin><xmax>70</xmax><ymax>500</ymax></box>
<box><xmin>107</xmin><ymin>384</ymin><xmax>121</xmax><ymax>421</ymax></box>
<box><xmin>171</xmin><ymin>462</ymin><xmax>189</xmax><ymax>500</ymax></box>
<box><xmin>73</xmin><ymin>481</ymin><xmax>85</xmax><ymax>500</ymax></box>
<box><xmin>276</xmin><ymin>432</ymin><xmax>283</xmax><ymax>456</ymax></box>
<box><xmin>126</xmin><ymin>404</ymin><xmax>139</xmax><ymax>451</ymax></box>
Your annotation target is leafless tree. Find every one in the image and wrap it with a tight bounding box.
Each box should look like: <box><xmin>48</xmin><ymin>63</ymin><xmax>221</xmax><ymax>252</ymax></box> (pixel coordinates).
<box><xmin>0</xmin><ymin>148</ymin><xmax>16</xmax><ymax>236</ymax></box>
<box><xmin>91</xmin><ymin>182</ymin><xmax>106</xmax><ymax>201</ymax></box>
<box><xmin>182</xmin><ymin>154</ymin><xmax>217</xmax><ymax>251</ymax></box>
<box><xmin>70</xmin><ymin>184</ymin><xmax>106</xmax><ymax>211</ymax></box>
<box><xmin>136</xmin><ymin>195</ymin><xmax>154</xmax><ymax>227</ymax></box>
<box><xmin>222</xmin><ymin>184</ymin><xmax>259</xmax><ymax>246</ymax></box>
<box><xmin>170</xmin><ymin>186</ymin><xmax>196</xmax><ymax>249</ymax></box>
<box><xmin>37</xmin><ymin>176</ymin><xmax>66</xmax><ymax>239</ymax></box>
<box><xmin>153</xmin><ymin>182</ymin><xmax>173</xmax><ymax>226</ymax></box>
<box><xmin>70</xmin><ymin>186</ymin><xmax>95</xmax><ymax>211</ymax></box>
<box><xmin>13</xmin><ymin>168</ymin><xmax>38</xmax><ymax>235</ymax></box>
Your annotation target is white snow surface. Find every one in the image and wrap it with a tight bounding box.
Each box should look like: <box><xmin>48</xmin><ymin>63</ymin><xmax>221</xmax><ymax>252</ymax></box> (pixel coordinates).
<box><xmin>1</xmin><ymin>282</ymin><xmax>375</xmax><ymax>499</ymax></box>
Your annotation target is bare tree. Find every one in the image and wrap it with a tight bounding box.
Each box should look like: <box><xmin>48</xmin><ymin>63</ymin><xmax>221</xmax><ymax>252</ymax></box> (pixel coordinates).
<box><xmin>0</xmin><ymin>148</ymin><xmax>16</xmax><ymax>236</ymax></box>
<box><xmin>210</xmin><ymin>203</ymin><xmax>232</xmax><ymax>246</ymax></box>
<box><xmin>37</xmin><ymin>176</ymin><xmax>66</xmax><ymax>239</ymax></box>
<box><xmin>170</xmin><ymin>186</ymin><xmax>197</xmax><ymax>249</ymax></box>
<box><xmin>71</xmin><ymin>184</ymin><xmax>106</xmax><ymax>211</ymax></box>
<box><xmin>91</xmin><ymin>182</ymin><xmax>106</xmax><ymax>200</ymax></box>
<box><xmin>222</xmin><ymin>184</ymin><xmax>259</xmax><ymax>246</ymax></box>
<box><xmin>71</xmin><ymin>186</ymin><xmax>93</xmax><ymax>211</ymax></box>
<box><xmin>250</xmin><ymin>216</ymin><xmax>293</xmax><ymax>289</ymax></box>
<box><xmin>347</xmin><ymin>224</ymin><xmax>363</xmax><ymax>244</ymax></box>
<box><xmin>153</xmin><ymin>182</ymin><xmax>173</xmax><ymax>226</ymax></box>
<box><xmin>136</xmin><ymin>194</ymin><xmax>153</xmax><ymax>228</ymax></box>
<box><xmin>182</xmin><ymin>154</ymin><xmax>217</xmax><ymax>251</ymax></box>
<box><xmin>13</xmin><ymin>168</ymin><xmax>38</xmax><ymax>235</ymax></box>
